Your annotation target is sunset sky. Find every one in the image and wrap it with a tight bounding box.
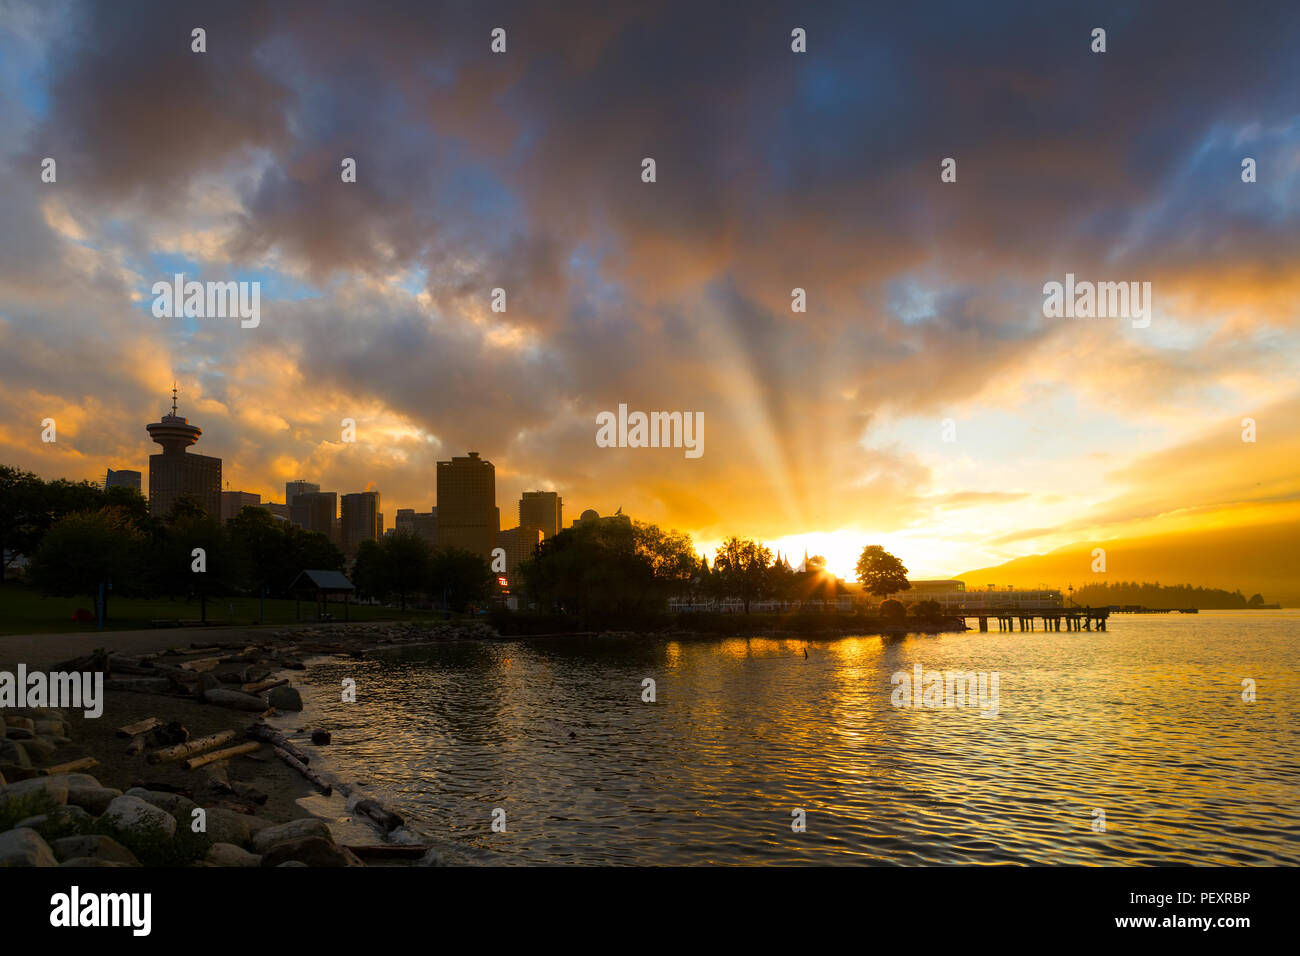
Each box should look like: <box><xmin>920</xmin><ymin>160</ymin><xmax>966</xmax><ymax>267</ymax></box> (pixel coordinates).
<box><xmin>1</xmin><ymin>1</ymin><xmax>1296</xmax><ymax>582</ymax></box>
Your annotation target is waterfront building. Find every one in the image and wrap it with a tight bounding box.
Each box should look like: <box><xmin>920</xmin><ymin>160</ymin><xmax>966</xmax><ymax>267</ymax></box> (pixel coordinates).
<box><xmin>146</xmin><ymin>387</ymin><xmax>221</xmax><ymax>519</ymax></box>
<box><xmin>340</xmin><ymin>491</ymin><xmax>382</xmax><ymax>555</ymax></box>
<box><xmin>291</xmin><ymin>491</ymin><xmax>337</xmax><ymax>540</ymax></box>
<box><xmin>436</xmin><ymin>451</ymin><xmax>499</xmax><ymax>560</ymax></box>
<box><xmin>220</xmin><ymin>490</ymin><xmax>261</xmax><ymax>522</ymax></box>
<box><xmin>104</xmin><ymin>468</ymin><xmax>141</xmax><ymax>492</ymax></box>
<box><xmin>519</xmin><ymin>491</ymin><xmax>563</xmax><ymax>540</ymax></box>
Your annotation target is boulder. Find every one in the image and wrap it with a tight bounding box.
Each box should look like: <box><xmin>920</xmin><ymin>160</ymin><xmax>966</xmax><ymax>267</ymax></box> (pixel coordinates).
<box><xmin>32</xmin><ymin>719</ymin><xmax>68</xmax><ymax>737</ymax></box>
<box><xmin>259</xmin><ymin>836</ymin><xmax>350</xmax><ymax>868</ymax></box>
<box><xmin>0</xmin><ymin>774</ymin><xmax>70</xmax><ymax>810</ymax></box>
<box><xmin>202</xmin><ymin>807</ymin><xmax>254</xmax><ymax>847</ymax></box>
<box><xmin>59</xmin><ymin>857</ymin><xmax>132</xmax><ymax>867</ymax></box>
<box><xmin>0</xmin><ymin>740</ymin><xmax>30</xmax><ymax>769</ymax></box>
<box><xmin>0</xmin><ymin>827</ymin><xmax>58</xmax><ymax>867</ymax></box>
<box><xmin>50</xmin><ymin>835</ymin><xmax>140</xmax><ymax>866</ymax></box>
<box><xmin>22</xmin><ymin>736</ymin><xmax>58</xmax><ymax>761</ymax></box>
<box><xmin>310</xmin><ymin>730</ymin><xmax>331</xmax><ymax>745</ymax></box>
<box><xmin>266</xmin><ymin>686</ymin><xmax>303</xmax><ymax>711</ymax></box>
<box><xmin>276</xmin><ymin>860</ymin><xmax>307</xmax><ymax>867</ymax></box>
<box><xmin>99</xmin><ymin>795</ymin><xmax>177</xmax><ymax>862</ymax></box>
<box><xmin>251</xmin><ymin>817</ymin><xmax>333</xmax><ymax>854</ymax></box>
<box><xmin>66</xmin><ymin>785</ymin><xmax>123</xmax><ymax>816</ymax></box>
<box><xmin>202</xmin><ymin>688</ymin><xmax>268</xmax><ymax>711</ymax></box>
<box><xmin>125</xmin><ymin>788</ymin><xmax>198</xmax><ymax>825</ymax></box>
<box><xmin>15</xmin><ymin>804</ymin><xmax>94</xmax><ymax>840</ymax></box>
<box><xmin>206</xmin><ymin>843</ymin><xmax>260</xmax><ymax>867</ymax></box>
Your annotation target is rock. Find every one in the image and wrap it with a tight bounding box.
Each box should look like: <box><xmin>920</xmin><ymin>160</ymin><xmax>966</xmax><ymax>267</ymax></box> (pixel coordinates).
<box><xmin>206</xmin><ymin>843</ymin><xmax>260</xmax><ymax>867</ymax></box>
<box><xmin>22</xmin><ymin>736</ymin><xmax>59</xmax><ymax>761</ymax></box>
<box><xmin>32</xmin><ymin>719</ymin><xmax>68</xmax><ymax>737</ymax></box>
<box><xmin>276</xmin><ymin>860</ymin><xmax>307</xmax><ymax>867</ymax></box>
<box><xmin>266</xmin><ymin>686</ymin><xmax>303</xmax><ymax>711</ymax></box>
<box><xmin>260</xmin><ymin>836</ymin><xmax>350</xmax><ymax>867</ymax></box>
<box><xmin>310</xmin><ymin>730</ymin><xmax>331</xmax><ymax>745</ymax></box>
<box><xmin>66</xmin><ymin>785</ymin><xmax>123</xmax><ymax>816</ymax></box>
<box><xmin>5</xmin><ymin>707</ymin><xmax>66</xmax><ymax>720</ymax></box>
<box><xmin>50</xmin><ymin>835</ymin><xmax>139</xmax><ymax>866</ymax></box>
<box><xmin>202</xmin><ymin>807</ymin><xmax>252</xmax><ymax>847</ymax></box>
<box><xmin>202</xmin><ymin>688</ymin><xmax>268</xmax><ymax>711</ymax></box>
<box><xmin>99</xmin><ymin>795</ymin><xmax>177</xmax><ymax>862</ymax></box>
<box><xmin>251</xmin><ymin>817</ymin><xmax>333</xmax><ymax>854</ymax></box>
<box><xmin>0</xmin><ymin>827</ymin><xmax>58</xmax><ymax>867</ymax></box>
<box><xmin>0</xmin><ymin>740</ymin><xmax>31</xmax><ymax>769</ymax></box>
<box><xmin>16</xmin><ymin>804</ymin><xmax>94</xmax><ymax>840</ymax></box>
<box><xmin>3</xmin><ymin>716</ymin><xmax>35</xmax><ymax>737</ymax></box>
<box><xmin>124</xmin><ymin>788</ymin><xmax>198</xmax><ymax>826</ymax></box>
<box><xmin>0</xmin><ymin>774</ymin><xmax>70</xmax><ymax>808</ymax></box>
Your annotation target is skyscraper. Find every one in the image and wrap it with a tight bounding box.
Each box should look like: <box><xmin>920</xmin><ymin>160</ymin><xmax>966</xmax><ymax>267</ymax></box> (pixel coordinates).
<box><xmin>519</xmin><ymin>490</ymin><xmax>563</xmax><ymax>540</ymax></box>
<box><xmin>341</xmin><ymin>491</ymin><xmax>381</xmax><ymax>556</ymax></box>
<box><xmin>291</xmin><ymin>491</ymin><xmax>337</xmax><ymax>540</ymax></box>
<box><xmin>220</xmin><ymin>490</ymin><xmax>261</xmax><ymax>522</ymax></box>
<box><xmin>105</xmin><ymin>468</ymin><xmax>142</xmax><ymax>492</ymax></box>
<box><xmin>285</xmin><ymin>480</ymin><xmax>320</xmax><ymax>506</ymax></box>
<box><xmin>395</xmin><ymin>507</ymin><xmax>438</xmax><ymax>547</ymax></box>
<box><xmin>496</xmin><ymin>526</ymin><xmax>542</xmax><ymax>578</ymax></box>
<box><xmin>436</xmin><ymin>451</ymin><xmax>498</xmax><ymax>560</ymax></box>
<box><xmin>146</xmin><ymin>387</ymin><xmax>221</xmax><ymax>519</ymax></box>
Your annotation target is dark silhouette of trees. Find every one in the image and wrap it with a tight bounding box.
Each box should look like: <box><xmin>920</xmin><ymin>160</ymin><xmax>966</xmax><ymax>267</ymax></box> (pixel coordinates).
<box><xmin>27</xmin><ymin>507</ymin><xmax>147</xmax><ymax>621</ymax></box>
<box><xmin>712</xmin><ymin>537</ymin><xmax>772</xmax><ymax>613</ymax></box>
<box><xmin>855</xmin><ymin>545</ymin><xmax>910</xmax><ymax>598</ymax></box>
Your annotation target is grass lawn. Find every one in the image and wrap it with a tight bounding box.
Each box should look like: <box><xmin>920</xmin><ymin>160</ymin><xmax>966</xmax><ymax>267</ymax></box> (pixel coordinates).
<box><xmin>0</xmin><ymin>584</ymin><xmax>456</xmax><ymax>635</ymax></box>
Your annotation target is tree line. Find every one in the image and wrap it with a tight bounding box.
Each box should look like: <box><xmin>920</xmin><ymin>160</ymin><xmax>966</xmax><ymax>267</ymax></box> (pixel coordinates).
<box><xmin>1070</xmin><ymin>581</ymin><xmax>1269</xmax><ymax>609</ymax></box>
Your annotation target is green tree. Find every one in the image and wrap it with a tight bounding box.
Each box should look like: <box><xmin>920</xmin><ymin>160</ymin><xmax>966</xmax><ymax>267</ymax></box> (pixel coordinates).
<box><xmin>353</xmin><ymin>532</ymin><xmax>433</xmax><ymax>610</ymax></box>
<box><xmin>429</xmin><ymin>547</ymin><xmax>492</xmax><ymax>613</ymax></box>
<box><xmin>911</xmin><ymin>599</ymin><xmax>942</xmax><ymax>618</ymax></box>
<box><xmin>152</xmin><ymin>507</ymin><xmax>243</xmax><ymax>622</ymax></box>
<box><xmin>712</xmin><ymin>537</ymin><xmax>772</xmax><ymax>613</ymax></box>
<box><xmin>855</xmin><ymin>545</ymin><xmax>910</xmax><ymax>598</ymax></box>
<box><xmin>28</xmin><ymin>507</ymin><xmax>147</xmax><ymax>621</ymax></box>
<box><xmin>0</xmin><ymin>465</ymin><xmax>45</xmax><ymax>584</ymax></box>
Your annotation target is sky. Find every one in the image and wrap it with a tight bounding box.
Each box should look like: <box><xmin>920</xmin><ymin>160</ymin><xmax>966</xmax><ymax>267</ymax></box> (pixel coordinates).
<box><xmin>0</xmin><ymin>0</ymin><xmax>1297</xmax><ymax>581</ymax></box>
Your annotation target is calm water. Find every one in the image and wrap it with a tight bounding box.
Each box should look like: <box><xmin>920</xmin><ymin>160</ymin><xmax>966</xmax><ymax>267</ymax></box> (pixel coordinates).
<box><xmin>288</xmin><ymin>610</ymin><xmax>1300</xmax><ymax>865</ymax></box>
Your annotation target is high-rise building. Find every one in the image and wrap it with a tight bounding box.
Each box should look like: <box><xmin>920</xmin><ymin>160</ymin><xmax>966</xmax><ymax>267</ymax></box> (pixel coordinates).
<box><xmin>519</xmin><ymin>491</ymin><xmax>563</xmax><ymax>540</ymax></box>
<box><xmin>340</xmin><ymin>491</ymin><xmax>382</xmax><ymax>556</ymax></box>
<box><xmin>105</xmin><ymin>468</ymin><xmax>142</xmax><ymax>492</ymax></box>
<box><xmin>220</xmin><ymin>490</ymin><xmax>261</xmax><ymax>522</ymax></box>
<box><xmin>436</xmin><ymin>452</ymin><xmax>499</xmax><ymax>560</ymax></box>
<box><xmin>291</xmin><ymin>491</ymin><xmax>337</xmax><ymax>540</ymax></box>
<box><xmin>146</xmin><ymin>387</ymin><xmax>221</xmax><ymax>519</ymax></box>
<box><xmin>285</xmin><ymin>480</ymin><xmax>320</xmax><ymax>506</ymax></box>
<box><xmin>496</xmin><ymin>526</ymin><xmax>542</xmax><ymax>579</ymax></box>
<box><xmin>395</xmin><ymin>508</ymin><xmax>438</xmax><ymax>547</ymax></box>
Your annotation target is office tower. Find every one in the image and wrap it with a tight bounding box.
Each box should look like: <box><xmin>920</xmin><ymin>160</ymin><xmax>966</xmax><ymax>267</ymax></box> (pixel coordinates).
<box><xmin>220</xmin><ymin>490</ymin><xmax>261</xmax><ymax>522</ymax></box>
<box><xmin>290</xmin><ymin>491</ymin><xmax>337</xmax><ymax>539</ymax></box>
<box><xmin>146</xmin><ymin>387</ymin><xmax>221</xmax><ymax>519</ymax></box>
<box><xmin>395</xmin><ymin>508</ymin><xmax>438</xmax><ymax>547</ymax></box>
<box><xmin>260</xmin><ymin>502</ymin><xmax>291</xmax><ymax>521</ymax></box>
<box><xmin>496</xmin><ymin>526</ymin><xmax>542</xmax><ymax>579</ymax></box>
<box><xmin>340</xmin><ymin>491</ymin><xmax>381</xmax><ymax>556</ymax></box>
<box><xmin>105</xmin><ymin>468</ymin><xmax>142</xmax><ymax>492</ymax></box>
<box><xmin>519</xmin><ymin>491</ymin><xmax>563</xmax><ymax>540</ymax></box>
<box><xmin>436</xmin><ymin>452</ymin><xmax>499</xmax><ymax>560</ymax></box>
<box><xmin>286</xmin><ymin>480</ymin><xmax>320</xmax><ymax>506</ymax></box>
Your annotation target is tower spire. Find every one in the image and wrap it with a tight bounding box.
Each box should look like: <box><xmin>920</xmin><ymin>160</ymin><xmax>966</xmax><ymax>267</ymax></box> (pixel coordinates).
<box><xmin>171</xmin><ymin>382</ymin><xmax>178</xmax><ymax>416</ymax></box>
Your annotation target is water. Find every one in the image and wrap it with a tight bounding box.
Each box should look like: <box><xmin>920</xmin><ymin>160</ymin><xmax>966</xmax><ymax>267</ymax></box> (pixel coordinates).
<box><xmin>290</xmin><ymin>610</ymin><xmax>1300</xmax><ymax>865</ymax></box>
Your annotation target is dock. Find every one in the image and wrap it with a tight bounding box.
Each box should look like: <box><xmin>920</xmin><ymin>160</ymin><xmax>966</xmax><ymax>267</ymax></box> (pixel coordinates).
<box><xmin>957</xmin><ymin>607</ymin><xmax>1110</xmax><ymax>632</ymax></box>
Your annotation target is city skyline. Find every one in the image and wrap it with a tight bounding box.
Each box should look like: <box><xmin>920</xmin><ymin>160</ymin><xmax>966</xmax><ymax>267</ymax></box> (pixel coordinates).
<box><xmin>0</xmin><ymin>1</ymin><xmax>1295</xmax><ymax>586</ymax></box>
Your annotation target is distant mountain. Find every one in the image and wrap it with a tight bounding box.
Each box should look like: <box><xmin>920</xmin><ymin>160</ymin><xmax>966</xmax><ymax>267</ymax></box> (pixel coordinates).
<box><xmin>958</xmin><ymin>519</ymin><xmax>1300</xmax><ymax>607</ymax></box>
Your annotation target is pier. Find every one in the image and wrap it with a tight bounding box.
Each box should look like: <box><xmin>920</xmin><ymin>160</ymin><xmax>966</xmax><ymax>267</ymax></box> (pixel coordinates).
<box><xmin>958</xmin><ymin>607</ymin><xmax>1110</xmax><ymax>632</ymax></box>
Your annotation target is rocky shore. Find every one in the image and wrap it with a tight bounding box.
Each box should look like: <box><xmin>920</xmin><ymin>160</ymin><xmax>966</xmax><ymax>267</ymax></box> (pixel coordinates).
<box><xmin>0</xmin><ymin>620</ymin><xmax>498</xmax><ymax>867</ymax></box>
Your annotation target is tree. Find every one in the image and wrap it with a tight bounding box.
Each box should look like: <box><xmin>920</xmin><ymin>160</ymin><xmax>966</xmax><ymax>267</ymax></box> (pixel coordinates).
<box><xmin>354</xmin><ymin>532</ymin><xmax>432</xmax><ymax>610</ymax></box>
<box><xmin>429</xmin><ymin>547</ymin><xmax>492</xmax><ymax>613</ymax></box>
<box><xmin>0</xmin><ymin>465</ymin><xmax>45</xmax><ymax>583</ymax></box>
<box><xmin>151</xmin><ymin>508</ymin><xmax>243</xmax><ymax>623</ymax></box>
<box><xmin>28</xmin><ymin>507</ymin><xmax>147</xmax><ymax>621</ymax></box>
<box><xmin>712</xmin><ymin>537</ymin><xmax>772</xmax><ymax>613</ymax></box>
<box><xmin>855</xmin><ymin>545</ymin><xmax>910</xmax><ymax>598</ymax></box>
<box><xmin>879</xmin><ymin>599</ymin><xmax>906</xmax><ymax>621</ymax></box>
<box><xmin>911</xmin><ymin>599</ymin><xmax>942</xmax><ymax>618</ymax></box>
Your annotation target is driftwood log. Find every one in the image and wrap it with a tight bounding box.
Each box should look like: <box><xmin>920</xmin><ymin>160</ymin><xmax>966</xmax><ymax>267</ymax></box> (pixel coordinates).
<box><xmin>116</xmin><ymin>716</ymin><xmax>163</xmax><ymax>738</ymax></box>
<box><xmin>246</xmin><ymin>724</ymin><xmax>311</xmax><ymax>764</ymax></box>
<box><xmin>45</xmin><ymin>757</ymin><xmax>99</xmax><ymax>774</ymax></box>
<box><xmin>242</xmin><ymin>678</ymin><xmax>288</xmax><ymax>695</ymax></box>
<box><xmin>355</xmin><ymin>798</ymin><xmax>404</xmax><ymax>832</ymax></box>
<box><xmin>273</xmin><ymin>745</ymin><xmax>332</xmax><ymax>795</ymax></box>
<box><xmin>183</xmin><ymin>741</ymin><xmax>261</xmax><ymax>770</ymax></box>
<box><xmin>146</xmin><ymin>729</ymin><xmax>237</xmax><ymax>764</ymax></box>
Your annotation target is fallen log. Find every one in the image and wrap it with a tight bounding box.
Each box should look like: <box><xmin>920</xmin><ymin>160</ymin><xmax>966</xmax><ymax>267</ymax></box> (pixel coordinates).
<box><xmin>184</xmin><ymin>741</ymin><xmax>261</xmax><ymax>770</ymax></box>
<box><xmin>242</xmin><ymin>677</ymin><xmax>288</xmax><ymax>695</ymax></box>
<box><xmin>355</xmin><ymin>798</ymin><xmax>404</xmax><ymax>832</ymax></box>
<box><xmin>126</xmin><ymin>734</ymin><xmax>147</xmax><ymax>756</ymax></box>
<box><xmin>116</xmin><ymin>716</ymin><xmax>163</xmax><ymax>739</ymax></box>
<box><xmin>178</xmin><ymin>657</ymin><xmax>222</xmax><ymax>673</ymax></box>
<box><xmin>45</xmin><ymin>757</ymin><xmax>99</xmax><ymax>775</ymax></box>
<box><xmin>247</xmin><ymin>724</ymin><xmax>311</xmax><ymax>764</ymax></box>
<box><xmin>273</xmin><ymin>745</ymin><xmax>332</xmax><ymax>795</ymax></box>
<box><xmin>146</xmin><ymin>729</ymin><xmax>237</xmax><ymax>765</ymax></box>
